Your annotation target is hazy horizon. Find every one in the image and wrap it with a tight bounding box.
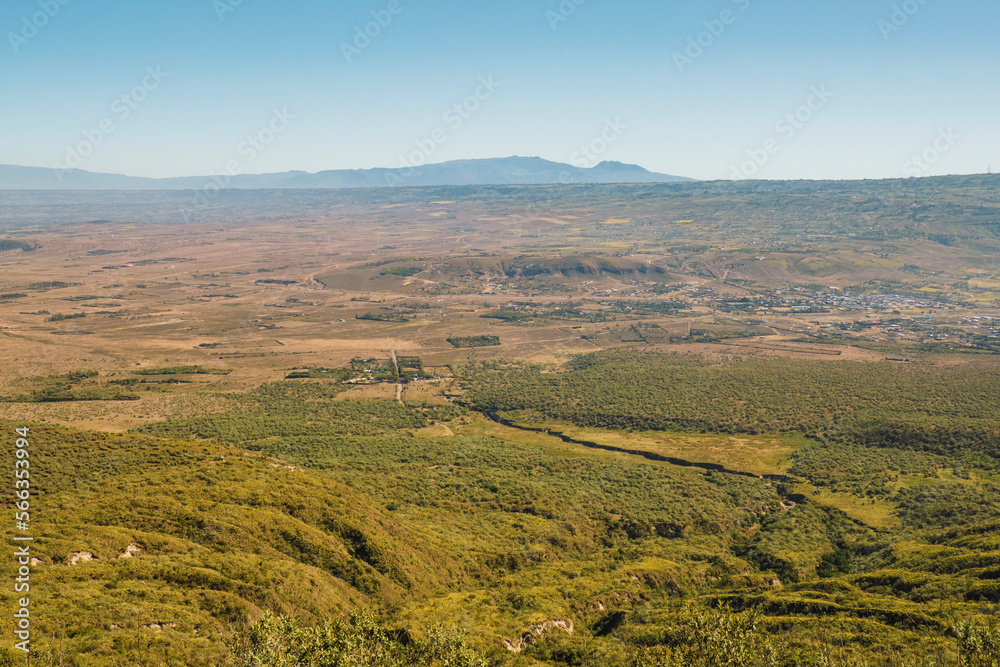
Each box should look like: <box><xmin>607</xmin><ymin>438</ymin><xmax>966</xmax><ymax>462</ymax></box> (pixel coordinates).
<box><xmin>3</xmin><ymin>0</ymin><xmax>999</xmax><ymax>182</ymax></box>
<box><xmin>3</xmin><ymin>159</ymin><xmax>999</xmax><ymax>185</ymax></box>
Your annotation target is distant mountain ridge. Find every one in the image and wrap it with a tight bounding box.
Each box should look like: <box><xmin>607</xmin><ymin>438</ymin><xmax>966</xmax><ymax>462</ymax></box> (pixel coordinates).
<box><xmin>0</xmin><ymin>157</ymin><xmax>692</xmax><ymax>190</ymax></box>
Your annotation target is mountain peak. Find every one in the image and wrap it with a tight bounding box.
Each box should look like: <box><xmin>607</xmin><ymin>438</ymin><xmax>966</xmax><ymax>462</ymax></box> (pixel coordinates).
<box><xmin>591</xmin><ymin>160</ymin><xmax>645</xmax><ymax>171</ymax></box>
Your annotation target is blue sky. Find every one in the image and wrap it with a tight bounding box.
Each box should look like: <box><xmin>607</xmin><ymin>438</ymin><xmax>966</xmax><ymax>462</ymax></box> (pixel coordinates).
<box><xmin>2</xmin><ymin>0</ymin><xmax>998</xmax><ymax>180</ymax></box>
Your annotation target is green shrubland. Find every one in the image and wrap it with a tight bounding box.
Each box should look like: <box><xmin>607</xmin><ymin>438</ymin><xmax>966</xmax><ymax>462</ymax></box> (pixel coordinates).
<box><xmin>4</xmin><ymin>350</ymin><xmax>1000</xmax><ymax>664</ymax></box>
<box><xmin>458</xmin><ymin>352</ymin><xmax>1000</xmax><ymax>458</ymax></box>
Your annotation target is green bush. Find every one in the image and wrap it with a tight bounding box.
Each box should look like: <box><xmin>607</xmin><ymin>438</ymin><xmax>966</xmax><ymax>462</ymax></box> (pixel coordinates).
<box><xmin>633</xmin><ymin>608</ymin><xmax>782</xmax><ymax>667</ymax></box>
<box><xmin>228</xmin><ymin>611</ymin><xmax>486</xmax><ymax>667</ymax></box>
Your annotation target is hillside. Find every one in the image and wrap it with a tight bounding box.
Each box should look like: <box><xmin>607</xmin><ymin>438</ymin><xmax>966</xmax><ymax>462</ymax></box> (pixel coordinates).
<box><xmin>0</xmin><ymin>158</ymin><xmax>691</xmax><ymax>191</ymax></box>
<box><xmin>0</xmin><ymin>410</ymin><xmax>462</xmax><ymax>665</ymax></box>
<box><xmin>5</xmin><ymin>359</ymin><xmax>1000</xmax><ymax>664</ymax></box>
<box><xmin>1</xmin><ymin>176</ymin><xmax>999</xmax><ymax>665</ymax></box>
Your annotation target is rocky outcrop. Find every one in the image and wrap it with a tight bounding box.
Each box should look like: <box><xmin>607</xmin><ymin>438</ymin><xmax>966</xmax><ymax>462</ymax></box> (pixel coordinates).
<box><xmin>144</xmin><ymin>623</ymin><xmax>178</xmax><ymax>631</ymax></box>
<box><xmin>502</xmin><ymin>619</ymin><xmax>574</xmax><ymax>652</ymax></box>
<box><xmin>66</xmin><ymin>551</ymin><xmax>99</xmax><ymax>565</ymax></box>
<box><xmin>118</xmin><ymin>543</ymin><xmax>142</xmax><ymax>559</ymax></box>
